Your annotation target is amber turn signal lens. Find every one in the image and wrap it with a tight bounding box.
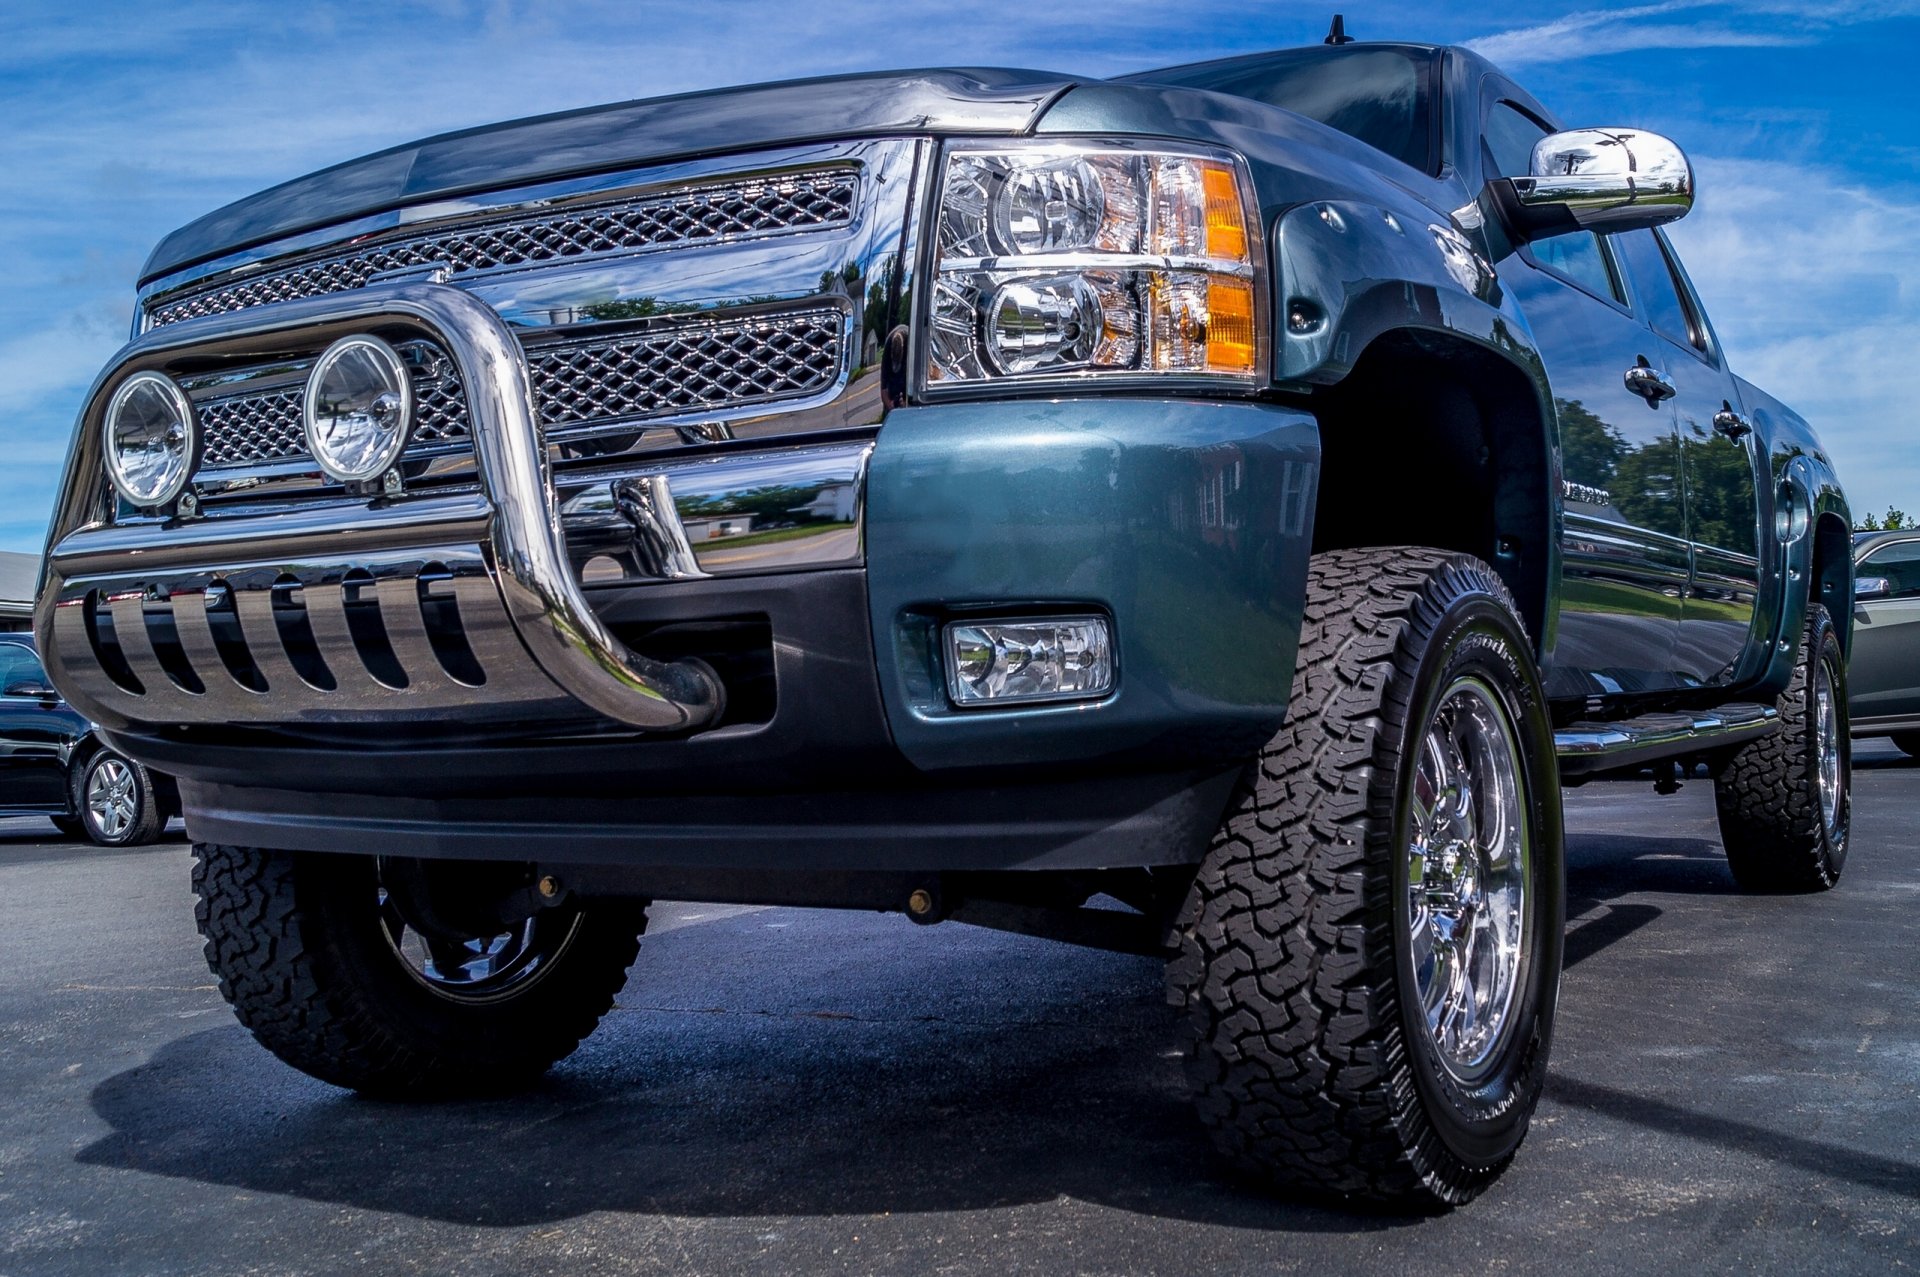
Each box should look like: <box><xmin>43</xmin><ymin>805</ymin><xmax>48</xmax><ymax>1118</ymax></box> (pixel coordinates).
<box><xmin>1206</xmin><ymin>277</ymin><xmax>1257</xmax><ymax>373</ymax></box>
<box><xmin>1202</xmin><ymin>164</ymin><xmax>1249</xmax><ymax>262</ymax></box>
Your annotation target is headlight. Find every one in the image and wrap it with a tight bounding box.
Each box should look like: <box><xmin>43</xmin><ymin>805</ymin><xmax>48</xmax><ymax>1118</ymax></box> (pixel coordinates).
<box><xmin>303</xmin><ymin>334</ymin><xmax>414</xmax><ymax>483</ymax></box>
<box><xmin>102</xmin><ymin>371</ymin><xmax>195</xmax><ymax>508</ymax></box>
<box><xmin>927</xmin><ymin>143</ymin><xmax>1262</xmax><ymax>390</ymax></box>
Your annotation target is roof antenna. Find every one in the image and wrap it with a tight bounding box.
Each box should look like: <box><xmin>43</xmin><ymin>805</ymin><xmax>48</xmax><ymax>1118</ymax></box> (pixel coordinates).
<box><xmin>1325</xmin><ymin>13</ymin><xmax>1355</xmax><ymax>45</ymax></box>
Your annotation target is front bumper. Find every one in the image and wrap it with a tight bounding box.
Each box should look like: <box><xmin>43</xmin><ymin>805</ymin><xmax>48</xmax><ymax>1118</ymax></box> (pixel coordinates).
<box><xmin>43</xmin><ymin>285</ymin><xmax>1321</xmax><ymax>868</ymax></box>
<box><xmin>42</xmin><ymin>282</ymin><xmax>723</xmax><ymax>733</ymax></box>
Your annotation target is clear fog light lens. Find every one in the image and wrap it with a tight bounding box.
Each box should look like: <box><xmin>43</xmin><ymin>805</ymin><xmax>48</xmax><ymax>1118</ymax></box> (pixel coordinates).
<box><xmin>945</xmin><ymin>616</ymin><xmax>1113</xmax><ymax>707</ymax></box>
<box><xmin>103</xmin><ymin>371</ymin><xmax>195</xmax><ymax>507</ymax></box>
<box><xmin>304</xmin><ymin>334</ymin><xmax>414</xmax><ymax>483</ymax></box>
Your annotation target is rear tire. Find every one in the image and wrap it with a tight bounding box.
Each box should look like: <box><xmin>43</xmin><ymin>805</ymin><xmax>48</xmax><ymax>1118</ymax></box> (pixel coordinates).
<box><xmin>74</xmin><ymin>749</ymin><xmax>164</xmax><ymax>847</ymax></box>
<box><xmin>193</xmin><ymin>844</ymin><xmax>647</xmax><ymax>1096</ymax></box>
<box><xmin>1168</xmin><ymin>548</ymin><xmax>1565</xmax><ymax>1209</ymax></box>
<box><xmin>1889</xmin><ymin>731</ymin><xmax>1920</xmax><ymax>760</ymax></box>
<box><xmin>1714</xmin><ymin>606</ymin><xmax>1850</xmax><ymax>892</ymax></box>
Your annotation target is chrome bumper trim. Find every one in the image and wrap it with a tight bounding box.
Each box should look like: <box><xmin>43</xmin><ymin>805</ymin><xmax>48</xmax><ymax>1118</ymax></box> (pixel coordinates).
<box><xmin>39</xmin><ymin>281</ymin><xmax>725</xmax><ymax>732</ymax></box>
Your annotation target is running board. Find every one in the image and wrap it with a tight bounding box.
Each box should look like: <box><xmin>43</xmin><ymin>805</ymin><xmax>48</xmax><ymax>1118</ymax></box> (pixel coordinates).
<box><xmin>1555</xmin><ymin>704</ymin><xmax>1778</xmax><ymax>777</ymax></box>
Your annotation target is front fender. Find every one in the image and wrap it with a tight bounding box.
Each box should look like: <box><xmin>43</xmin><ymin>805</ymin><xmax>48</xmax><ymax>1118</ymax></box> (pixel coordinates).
<box><xmin>1271</xmin><ymin>198</ymin><xmax>1540</xmax><ymax>387</ymax></box>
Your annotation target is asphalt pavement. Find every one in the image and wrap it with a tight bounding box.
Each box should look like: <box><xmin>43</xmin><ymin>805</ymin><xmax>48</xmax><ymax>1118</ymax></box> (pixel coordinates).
<box><xmin>0</xmin><ymin>746</ymin><xmax>1915</xmax><ymax>1275</ymax></box>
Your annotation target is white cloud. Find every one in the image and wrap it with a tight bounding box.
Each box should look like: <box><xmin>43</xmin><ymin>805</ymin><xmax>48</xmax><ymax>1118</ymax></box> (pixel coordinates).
<box><xmin>1465</xmin><ymin>0</ymin><xmax>1915</xmax><ymax>67</ymax></box>
<box><xmin>1667</xmin><ymin>155</ymin><xmax>1920</xmax><ymax>522</ymax></box>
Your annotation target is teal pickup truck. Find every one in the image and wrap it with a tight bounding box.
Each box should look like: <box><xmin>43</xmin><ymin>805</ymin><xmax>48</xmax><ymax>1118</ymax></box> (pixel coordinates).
<box><xmin>38</xmin><ymin>35</ymin><xmax>1850</xmax><ymax>1208</ymax></box>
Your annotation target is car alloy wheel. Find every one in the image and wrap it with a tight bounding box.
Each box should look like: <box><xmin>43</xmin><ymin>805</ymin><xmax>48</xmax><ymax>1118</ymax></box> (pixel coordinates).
<box><xmin>86</xmin><ymin>756</ymin><xmax>140</xmax><ymax>842</ymax></box>
<box><xmin>1406</xmin><ymin>676</ymin><xmax>1532</xmax><ymax>1084</ymax></box>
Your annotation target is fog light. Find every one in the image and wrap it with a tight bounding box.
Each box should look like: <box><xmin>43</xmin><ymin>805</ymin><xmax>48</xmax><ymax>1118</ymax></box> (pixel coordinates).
<box><xmin>944</xmin><ymin>616</ymin><xmax>1113</xmax><ymax>707</ymax></box>
<box><xmin>304</xmin><ymin>334</ymin><xmax>413</xmax><ymax>483</ymax></box>
<box><xmin>103</xmin><ymin>371</ymin><xmax>195</xmax><ymax>508</ymax></box>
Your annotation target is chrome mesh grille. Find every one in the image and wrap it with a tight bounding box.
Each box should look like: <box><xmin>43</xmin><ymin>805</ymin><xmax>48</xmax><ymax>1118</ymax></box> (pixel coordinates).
<box><xmin>190</xmin><ymin>312</ymin><xmax>841</xmax><ymax>472</ymax></box>
<box><xmin>196</xmin><ymin>340</ymin><xmax>471</xmax><ymax>469</ymax></box>
<box><xmin>148</xmin><ymin>169</ymin><xmax>857</xmax><ymax>328</ymax></box>
<box><xmin>531</xmin><ymin>309</ymin><xmax>843</xmax><ymax>430</ymax></box>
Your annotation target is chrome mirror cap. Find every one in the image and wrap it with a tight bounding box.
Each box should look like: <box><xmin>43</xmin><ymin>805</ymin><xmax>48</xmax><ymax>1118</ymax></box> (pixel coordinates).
<box><xmin>1503</xmin><ymin>128</ymin><xmax>1694</xmax><ymax>241</ymax></box>
<box><xmin>1855</xmin><ymin>575</ymin><xmax>1893</xmax><ymax>601</ymax></box>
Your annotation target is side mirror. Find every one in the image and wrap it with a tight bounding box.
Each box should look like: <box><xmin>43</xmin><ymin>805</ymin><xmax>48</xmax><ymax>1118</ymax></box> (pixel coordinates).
<box><xmin>1497</xmin><ymin>128</ymin><xmax>1694</xmax><ymax>242</ymax></box>
<box><xmin>3</xmin><ymin>679</ymin><xmax>57</xmax><ymax>701</ymax></box>
<box><xmin>1856</xmin><ymin>575</ymin><xmax>1893</xmax><ymax>601</ymax></box>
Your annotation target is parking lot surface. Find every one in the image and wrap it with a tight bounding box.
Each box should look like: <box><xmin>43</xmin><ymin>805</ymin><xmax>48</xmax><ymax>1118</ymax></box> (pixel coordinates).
<box><xmin>0</xmin><ymin>747</ymin><xmax>1915</xmax><ymax>1276</ymax></box>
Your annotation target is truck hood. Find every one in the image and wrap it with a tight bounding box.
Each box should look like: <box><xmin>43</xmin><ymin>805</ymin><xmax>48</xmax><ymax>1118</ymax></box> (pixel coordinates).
<box><xmin>142</xmin><ymin>67</ymin><xmax>1080</xmax><ymax>284</ymax></box>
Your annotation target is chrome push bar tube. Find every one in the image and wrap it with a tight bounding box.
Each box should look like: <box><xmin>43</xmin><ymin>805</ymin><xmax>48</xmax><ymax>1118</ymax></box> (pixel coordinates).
<box><xmin>39</xmin><ymin>282</ymin><xmax>724</xmax><ymax>732</ymax></box>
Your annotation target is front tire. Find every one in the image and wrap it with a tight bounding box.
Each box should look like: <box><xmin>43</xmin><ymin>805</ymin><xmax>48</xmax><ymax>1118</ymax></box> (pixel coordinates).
<box><xmin>1713</xmin><ymin>605</ymin><xmax>1850</xmax><ymax>892</ymax></box>
<box><xmin>74</xmin><ymin>749</ymin><xmax>164</xmax><ymax>846</ymax></box>
<box><xmin>193</xmin><ymin>845</ymin><xmax>647</xmax><ymax>1095</ymax></box>
<box><xmin>1168</xmin><ymin>548</ymin><xmax>1565</xmax><ymax>1210</ymax></box>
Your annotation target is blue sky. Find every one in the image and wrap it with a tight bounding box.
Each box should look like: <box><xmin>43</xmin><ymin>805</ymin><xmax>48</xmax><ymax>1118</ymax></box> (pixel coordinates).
<box><xmin>2</xmin><ymin>0</ymin><xmax>1916</xmax><ymax>551</ymax></box>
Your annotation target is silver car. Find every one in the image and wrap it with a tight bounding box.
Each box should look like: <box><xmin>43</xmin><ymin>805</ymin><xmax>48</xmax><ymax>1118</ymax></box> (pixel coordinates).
<box><xmin>1852</xmin><ymin>529</ymin><xmax>1920</xmax><ymax>753</ymax></box>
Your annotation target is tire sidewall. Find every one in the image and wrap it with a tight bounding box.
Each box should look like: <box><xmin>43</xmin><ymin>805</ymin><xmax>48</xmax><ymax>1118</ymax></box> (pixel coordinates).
<box><xmin>1387</xmin><ymin>588</ymin><xmax>1565</xmax><ymax>1167</ymax></box>
<box><xmin>294</xmin><ymin>852</ymin><xmax>641</xmax><ymax>1081</ymax></box>
<box><xmin>1805</xmin><ymin>609</ymin><xmax>1850</xmax><ymax>874</ymax></box>
<box><xmin>76</xmin><ymin>750</ymin><xmax>151</xmax><ymax>847</ymax></box>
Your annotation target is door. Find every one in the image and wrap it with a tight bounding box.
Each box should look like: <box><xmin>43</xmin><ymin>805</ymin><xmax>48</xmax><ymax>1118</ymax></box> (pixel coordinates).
<box><xmin>1482</xmin><ymin>99</ymin><xmax>1691</xmax><ymax>699</ymax></box>
<box><xmin>1851</xmin><ymin>537</ymin><xmax>1920</xmax><ymax>726</ymax></box>
<box><xmin>0</xmin><ymin>642</ymin><xmax>70</xmax><ymax>809</ymax></box>
<box><xmin>1612</xmin><ymin>229</ymin><xmax>1764</xmax><ymax>685</ymax></box>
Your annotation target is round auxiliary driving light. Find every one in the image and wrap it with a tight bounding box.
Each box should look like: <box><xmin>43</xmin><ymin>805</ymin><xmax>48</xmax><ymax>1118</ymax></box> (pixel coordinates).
<box><xmin>303</xmin><ymin>334</ymin><xmax>414</xmax><ymax>483</ymax></box>
<box><xmin>103</xmin><ymin>371</ymin><xmax>195</xmax><ymax>508</ymax></box>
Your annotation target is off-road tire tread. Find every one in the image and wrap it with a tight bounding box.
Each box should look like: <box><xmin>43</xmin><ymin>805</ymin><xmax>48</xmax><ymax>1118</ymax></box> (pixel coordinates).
<box><xmin>1167</xmin><ymin>547</ymin><xmax>1546</xmax><ymax>1209</ymax></box>
<box><xmin>1713</xmin><ymin>606</ymin><xmax>1848</xmax><ymax>892</ymax></box>
<box><xmin>193</xmin><ymin>843</ymin><xmax>644</xmax><ymax>1095</ymax></box>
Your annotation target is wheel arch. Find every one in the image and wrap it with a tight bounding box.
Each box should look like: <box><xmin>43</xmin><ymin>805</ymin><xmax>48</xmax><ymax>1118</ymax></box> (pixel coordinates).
<box><xmin>1303</xmin><ymin>324</ymin><xmax>1557</xmax><ymax>657</ymax></box>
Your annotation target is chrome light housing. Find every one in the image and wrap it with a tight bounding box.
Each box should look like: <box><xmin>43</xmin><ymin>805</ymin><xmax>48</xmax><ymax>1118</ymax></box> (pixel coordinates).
<box><xmin>303</xmin><ymin>334</ymin><xmax>414</xmax><ymax>483</ymax></box>
<box><xmin>927</xmin><ymin>141</ymin><xmax>1265</xmax><ymax>393</ymax></box>
<box><xmin>102</xmin><ymin>371</ymin><xmax>196</xmax><ymax>508</ymax></box>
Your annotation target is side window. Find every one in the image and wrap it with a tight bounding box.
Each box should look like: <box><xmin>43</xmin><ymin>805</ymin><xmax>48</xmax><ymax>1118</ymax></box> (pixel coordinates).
<box><xmin>1484</xmin><ymin>101</ymin><xmax>1624</xmax><ymax>305</ymax></box>
<box><xmin>1614</xmin><ymin>229</ymin><xmax>1709</xmax><ymax>355</ymax></box>
<box><xmin>0</xmin><ymin>645</ymin><xmax>46</xmax><ymax>692</ymax></box>
<box><xmin>1483</xmin><ymin>102</ymin><xmax>1545</xmax><ymax>180</ymax></box>
<box><xmin>1529</xmin><ymin>234</ymin><xmax>1620</xmax><ymax>303</ymax></box>
<box><xmin>1860</xmin><ymin>541</ymin><xmax>1920</xmax><ymax>600</ymax></box>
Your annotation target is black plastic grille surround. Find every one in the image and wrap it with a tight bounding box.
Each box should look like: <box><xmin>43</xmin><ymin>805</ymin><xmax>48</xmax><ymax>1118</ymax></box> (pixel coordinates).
<box><xmin>146</xmin><ymin>169</ymin><xmax>858</xmax><ymax>328</ymax></box>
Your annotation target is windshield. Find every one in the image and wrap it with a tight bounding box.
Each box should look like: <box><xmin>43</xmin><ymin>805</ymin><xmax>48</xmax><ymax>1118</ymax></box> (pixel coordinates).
<box><xmin>1122</xmin><ymin>45</ymin><xmax>1436</xmax><ymax>174</ymax></box>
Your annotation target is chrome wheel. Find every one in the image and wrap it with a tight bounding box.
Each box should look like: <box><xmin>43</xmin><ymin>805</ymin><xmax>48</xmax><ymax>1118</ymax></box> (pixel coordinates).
<box><xmin>1406</xmin><ymin>676</ymin><xmax>1532</xmax><ymax>1083</ymax></box>
<box><xmin>86</xmin><ymin>757</ymin><xmax>138</xmax><ymax>841</ymax></box>
<box><xmin>376</xmin><ymin>877</ymin><xmax>581</xmax><ymax>1005</ymax></box>
<box><xmin>1814</xmin><ymin>653</ymin><xmax>1843</xmax><ymax>838</ymax></box>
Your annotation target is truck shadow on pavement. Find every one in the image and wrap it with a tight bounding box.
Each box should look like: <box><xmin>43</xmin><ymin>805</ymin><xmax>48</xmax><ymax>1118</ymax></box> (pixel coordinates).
<box><xmin>75</xmin><ymin>936</ymin><xmax>1406</xmax><ymax>1233</ymax></box>
<box><xmin>79</xmin><ymin>827</ymin><xmax>1894</xmax><ymax>1228</ymax></box>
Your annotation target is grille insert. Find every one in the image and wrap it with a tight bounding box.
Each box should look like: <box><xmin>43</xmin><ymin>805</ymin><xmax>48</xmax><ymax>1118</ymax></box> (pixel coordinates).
<box><xmin>195</xmin><ymin>340</ymin><xmax>470</xmax><ymax>469</ymax></box>
<box><xmin>189</xmin><ymin>311</ymin><xmax>843</xmax><ymax>472</ymax></box>
<box><xmin>531</xmin><ymin>308</ymin><xmax>844</xmax><ymax>431</ymax></box>
<box><xmin>148</xmin><ymin>168</ymin><xmax>858</xmax><ymax>327</ymax></box>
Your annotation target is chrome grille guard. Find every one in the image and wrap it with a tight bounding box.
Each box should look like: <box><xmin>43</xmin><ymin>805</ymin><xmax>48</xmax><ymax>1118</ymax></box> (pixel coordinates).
<box><xmin>37</xmin><ymin>282</ymin><xmax>725</xmax><ymax>734</ymax></box>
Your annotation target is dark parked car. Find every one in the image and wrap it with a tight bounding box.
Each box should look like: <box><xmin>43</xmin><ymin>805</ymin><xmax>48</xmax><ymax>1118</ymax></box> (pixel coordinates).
<box><xmin>0</xmin><ymin>634</ymin><xmax>174</xmax><ymax>844</ymax></box>
<box><xmin>1849</xmin><ymin>529</ymin><xmax>1920</xmax><ymax>752</ymax></box>
<box><xmin>38</xmin><ymin>34</ymin><xmax>1849</xmax><ymax>1208</ymax></box>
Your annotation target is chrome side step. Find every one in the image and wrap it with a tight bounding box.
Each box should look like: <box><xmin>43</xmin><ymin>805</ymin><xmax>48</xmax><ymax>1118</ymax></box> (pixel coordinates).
<box><xmin>1555</xmin><ymin>703</ymin><xmax>1778</xmax><ymax>777</ymax></box>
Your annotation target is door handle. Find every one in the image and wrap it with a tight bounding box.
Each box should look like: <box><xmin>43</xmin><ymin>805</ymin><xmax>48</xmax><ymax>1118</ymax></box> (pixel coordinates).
<box><xmin>1712</xmin><ymin>400</ymin><xmax>1753</xmax><ymax>440</ymax></box>
<box><xmin>1624</xmin><ymin>357</ymin><xmax>1676</xmax><ymax>404</ymax></box>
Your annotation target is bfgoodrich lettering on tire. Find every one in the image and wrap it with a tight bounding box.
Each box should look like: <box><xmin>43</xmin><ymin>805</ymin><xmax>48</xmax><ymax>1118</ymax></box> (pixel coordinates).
<box><xmin>1167</xmin><ymin>547</ymin><xmax>1565</xmax><ymax>1209</ymax></box>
